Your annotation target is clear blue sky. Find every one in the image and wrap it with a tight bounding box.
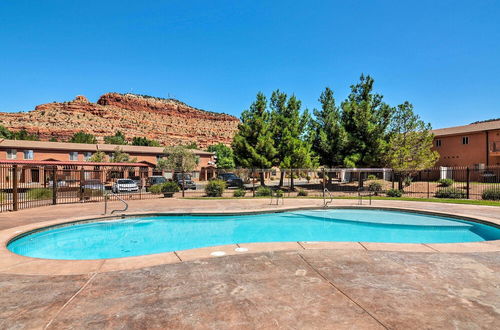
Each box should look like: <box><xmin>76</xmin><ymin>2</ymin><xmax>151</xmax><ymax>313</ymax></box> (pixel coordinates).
<box><xmin>1</xmin><ymin>0</ymin><xmax>499</xmax><ymax>129</ymax></box>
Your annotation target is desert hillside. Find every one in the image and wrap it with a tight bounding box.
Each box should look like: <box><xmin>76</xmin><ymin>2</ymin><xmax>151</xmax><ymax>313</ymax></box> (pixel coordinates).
<box><xmin>0</xmin><ymin>93</ymin><xmax>240</xmax><ymax>148</ymax></box>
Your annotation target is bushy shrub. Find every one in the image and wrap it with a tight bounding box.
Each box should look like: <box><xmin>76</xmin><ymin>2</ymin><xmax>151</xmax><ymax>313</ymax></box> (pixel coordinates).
<box><xmin>386</xmin><ymin>189</ymin><xmax>402</xmax><ymax>197</ymax></box>
<box><xmin>305</xmin><ymin>175</ymin><xmax>311</xmax><ymax>183</ymax></box>
<box><xmin>233</xmin><ymin>189</ymin><xmax>246</xmax><ymax>197</ymax></box>
<box><xmin>367</xmin><ymin>174</ymin><xmax>377</xmax><ymax>180</ymax></box>
<box><xmin>367</xmin><ymin>181</ymin><xmax>383</xmax><ymax>195</ymax></box>
<box><xmin>482</xmin><ymin>188</ymin><xmax>500</xmax><ymax>201</ymax></box>
<box><xmin>0</xmin><ymin>191</ymin><xmax>6</xmax><ymax>202</ymax></box>
<box><xmin>149</xmin><ymin>183</ymin><xmax>164</xmax><ymax>194</ymax></box>
<box><xmin>205</xmin><ymin>179</ymin><xmax>226</xmax><ymax>197</ymax></box>
<box><xmin>404</xmin><ymin>176</ymin><xmax>413</xmax><ymax>187</ymax></box>
<box><xmin>437</xmin><ymin>178</ymin><xmax>454</xmax><ymax>187</ymax></box>
<box><xmin>297</xmin><ymin>189</ymin><xmax>308</xmax><ymax>196</ymax></box>
<box><xmin>435</xmin><ymin>188</ymin><xmax>466</xmax><ymax>199</ymax></box>
<box><xmin>161</xmin><ymin>181</ymin><xmax>180</xmax><ymax>193</ymax></box>
<box><xmin>274</xmin><ymin>189</ymin><xmax>284</xmax><ymax>197</ymax></box>
<box><xmin>26</xmin><ymin>188</ymin><xmax>52</xmax><ymax>200</ymax></box>
<box><xmin>255</xmin><ymin>186</ymin><xmax>272</xmax><ymax>197</ymax></box>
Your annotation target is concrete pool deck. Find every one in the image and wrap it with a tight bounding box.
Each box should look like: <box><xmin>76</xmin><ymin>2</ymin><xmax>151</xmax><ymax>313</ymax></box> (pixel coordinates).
<box><xmin>0</xmin><ymin>199</ymin><xmax>499</xmax><ymax>328</ymax></box>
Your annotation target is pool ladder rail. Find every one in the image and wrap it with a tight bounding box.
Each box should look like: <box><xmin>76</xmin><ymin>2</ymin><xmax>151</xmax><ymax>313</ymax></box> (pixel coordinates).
<box><xmin>103</xmin><ymin>192</ymin><xmax>129</xmax><ymax>215</ymax></box>
<box><xmin>323</xmin><ymin>188</ymin><xmax>333</xmax><ymax>207</ymax></box>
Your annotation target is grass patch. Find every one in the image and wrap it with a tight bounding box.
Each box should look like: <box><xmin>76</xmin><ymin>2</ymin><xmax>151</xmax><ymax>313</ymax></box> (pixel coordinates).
<box><xmin>183</xmin><ymin>195</ymin><xmax>500</xmax><ymax>206</ymax></box>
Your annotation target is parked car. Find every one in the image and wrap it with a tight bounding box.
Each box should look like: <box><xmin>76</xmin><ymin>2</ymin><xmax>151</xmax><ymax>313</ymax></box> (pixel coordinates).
<box><xmin>173</xmin><ymin>173</ymin><xmax>197</xmax><ymax>190</ymax></box>
<box><xmin>481</xmin><ymin>171</ymin><xmax>498</xmax><ymax>183</ymax></box>
<box><xmin>218</xmin><ymin>173</ymin><xmax>244</xmax><ymax>187</ymax></box>
<box><xmin>129</xmin><ymin>176</ymin><xmax>143</xmax><ymax>189</ymax></box>
<box><xmin>145</xmin><ymin>176</ymin><xmax>167</xmax><ymax>191</ymax></box>
<box><xmin>112</xmin><ymin>179</ymin><xmax>139</xmax><ymax>193</ymax></box>
<box><xmin>81</xmin><ymin>180</ymin><xmax>105</xmax><ymax>191</ymax></box>
<box><xmin>47</xmin><ymin>179</ymin><xmax>67</xmax><ymax>187</ymax></box>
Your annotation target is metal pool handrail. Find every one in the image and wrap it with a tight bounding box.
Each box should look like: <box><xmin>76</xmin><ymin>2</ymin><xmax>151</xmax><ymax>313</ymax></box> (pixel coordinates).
<box><xmin>324</xmin><ymin>188</ymin><xmax>333</xmax><ymax>207</ymax></box>
<box><xmin>104</xmin><ymin>192</ymin><xmax>129</xmax><ymax>215</ymax></box>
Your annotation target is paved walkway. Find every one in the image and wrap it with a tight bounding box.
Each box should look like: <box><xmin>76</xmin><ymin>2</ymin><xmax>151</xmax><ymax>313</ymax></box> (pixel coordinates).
<box><xmin>0</xmin><ymin>199</ymin><xmax>499</xmax><ymax>329</ymax></box>
<box><xmin>1</xmin><ymin>250</ymin><xmax>499</xmax><ymax>329</ymax></box>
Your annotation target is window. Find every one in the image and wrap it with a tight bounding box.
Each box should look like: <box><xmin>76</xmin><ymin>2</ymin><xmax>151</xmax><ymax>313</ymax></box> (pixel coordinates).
<box><xmin>6</xmin><ymin>149</ymin><xmax>17</xmax><ymax>159</ymax></box>
<box><xmin>83</xmin><ymin>152</ymin><xmax>92</xmax><ymax>161</ymax></box>
<box><xmin>462</xmin><ymin>136</ymin><xmax>469</xmax><ymax>145</ymax></box>
<box><xmin>23</xmin><ymin>150</ymin><xmax>34</xmax><ymax>160</ymax></box>
<box><xmin>435</xmin><ymin>139</ymin><xmax>442</xmax><ymax>147</ymax></box>
<box><xmin>69</xmin><ymin>152</ymin><xmax>79</xmax><ymax>161</ymax></box>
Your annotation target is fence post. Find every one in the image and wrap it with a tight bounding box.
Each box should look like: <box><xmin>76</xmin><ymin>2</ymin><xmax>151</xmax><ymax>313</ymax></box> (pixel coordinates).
<box><xmin>252</xmin><ymin>169</ymin><xmax>255</xmax><ymax>197</ymax></box>
<box><xmin>391</xmin><ymin>171</ymin><xmax>395</xmax><ymax>189</ymax></box>
<box><xmin>427</xmin><ymin>170</ymin><xmax>430</xmax><ymax>199</ymax></box>
<box><xmin>322</xmin><ymin>168</ymin><xmax>326</xmax><ymax>199</ymax></box>
<box><xmin>466</xmin><ymin>166</ymin><xmax>470</xmax><ymax>199</ymax></box>
<box><xmin>52</xmin><ymin>167</ymin><xmax>57</xmax><ymax>205</ymax></box>
<box><xmin>79</xmin><ymin>167</ymin><xmax>85</xmax><ymax>202</ymax></box>
<box><xmin>12</xmin><ymin>165</ymin><xmax>18</xmax><ymax>211</ymax></box>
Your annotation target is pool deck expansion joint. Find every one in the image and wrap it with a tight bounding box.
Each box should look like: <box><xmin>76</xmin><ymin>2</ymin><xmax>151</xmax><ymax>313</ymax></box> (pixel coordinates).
<box><xmin>297</xmin><ymin>253</ymin><xmax>389</xmax><ymax>329</ymax></box>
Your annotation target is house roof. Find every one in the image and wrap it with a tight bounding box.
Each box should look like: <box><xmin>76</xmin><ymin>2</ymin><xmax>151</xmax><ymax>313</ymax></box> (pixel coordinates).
<box><xmin>431</xmin><ymin>120</ymin><xmax>500</xmax><ymax>137</ymax></box>
<box><xmin>0</xmin><ymin>159</ymin><xmax>150</xmax><ymax>167</ymax></box>
<box><xmin>0</xmin><ymin>139</ymin><xmax>214</xmax><ymax>156</ymax></box>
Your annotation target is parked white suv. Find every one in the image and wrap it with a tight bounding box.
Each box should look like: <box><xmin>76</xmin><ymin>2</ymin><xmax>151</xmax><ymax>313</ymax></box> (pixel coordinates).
<box><xmin>112</xmin><ymin>179</ymin><xmax>139</xmax><ymax>193</ymax></box>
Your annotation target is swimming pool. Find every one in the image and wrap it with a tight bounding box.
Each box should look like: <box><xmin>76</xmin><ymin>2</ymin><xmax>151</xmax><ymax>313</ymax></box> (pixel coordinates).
<box><xmin>8</xmin><ymin>209</ymin><xmax>500</xmax><ymax>260</ymax></box>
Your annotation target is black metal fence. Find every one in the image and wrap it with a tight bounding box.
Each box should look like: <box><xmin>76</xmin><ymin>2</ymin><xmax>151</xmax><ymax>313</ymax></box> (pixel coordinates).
<box><xmin>1</xmin><ymin>164</ymin><xmax>499</xmax><ymax>212</ymax></box>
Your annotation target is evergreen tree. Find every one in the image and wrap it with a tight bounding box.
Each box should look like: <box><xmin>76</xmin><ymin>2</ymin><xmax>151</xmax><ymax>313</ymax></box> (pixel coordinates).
<box><xmin>88</xmin><ymin>151</ymin><xmax>107</xmax><ymax>162</ymax></box>
<box><xmin>109</xmin><ymin>147</ymin><xmax>137</xmax><ymax>163</ymax></box>
<box><xmin>341</xmin><ymin>74</ymin><xmax>393</xmax><ymax>167</ymax></box>
<box><xmin>0</xmin><ymin>125</ymin><xmax>12</xmax><ymax>139</ymax></box>
<box><xmin>385</xmin><ymin>102</ymin><xmax>438</xmax><ymax>189</ymax></box>
<box><xmin>131</xmin><ymin>136</ymin><xmax>160</xmax><ymax>147</ymax></box>
<box><xmin>207</xmin><ymin>143</ymin><xmax>235</xmax><ymax>169</ymax></box>
<box><xmin>10</xmin><ymin>129</ymin><xmax>39</xmax><ymax>141</ymax></box>
<box><xmin>104</xmin><ymin>131</ymin><xmax>127</xmax><ymax>145</ymax></box>
<box><xmin>270</xmin><ymin>92</ymin><xmax>317</xmax><ymax>189</ymax></box>
<box><xmin>309</xmin><ymin>87</ymin><xmax>347</xmax><ymax>167</ymax></box>
<box><xmin>269</xmin><ymin>90</ymin><xmax>289</xmax><ymax>186</ymax></box>
<box><xmin>232</xmin><ymin>92</ymin><xmax>276</xmax><ymax>185</ymax></box>
<box><xmin>69</xmin><ymin>131</ymin><xmax>97</xmax><ymax>144</ymax></box>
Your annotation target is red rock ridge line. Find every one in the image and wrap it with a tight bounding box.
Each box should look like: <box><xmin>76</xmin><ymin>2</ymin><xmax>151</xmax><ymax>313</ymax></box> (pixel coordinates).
<box><xmin>0</xmin><ymin>93</ymin><xmax>240</xmax><ymax>148</ymax></box>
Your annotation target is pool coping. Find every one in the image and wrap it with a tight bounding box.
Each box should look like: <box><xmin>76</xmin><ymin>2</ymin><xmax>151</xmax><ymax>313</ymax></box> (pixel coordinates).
<box><xmin>1</xmin><ymin>205</ymin><xmax>499</xmax><ymax>275</ymax></box>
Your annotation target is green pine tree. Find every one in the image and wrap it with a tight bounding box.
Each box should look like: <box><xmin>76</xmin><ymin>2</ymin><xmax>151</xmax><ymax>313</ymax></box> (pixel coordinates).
<box><xmin>271</xmin><ymin>92</ymin><xmax>317</xmax><ymax>189</ymax></box>
<box><xmin>309</xmin><ymin>87</ymin><xmax>347</xmax><ymax>167</ymax></box>
<box><xmin>341</xmin><ymin>74</ymin><xmax>393</xmax><ymax>167</ymax></box>
<box><xmin>232</xmin><ymin>92</ymin><xmax>277</xmax><ymax>185</ymax></box>
<box><xmin>104</xmin><ymin>131</ymin><xmax>127</xmax><ymax>145</ymax></box>
<box><xmin>69</xmin><ymin>131</ymin><xmax>97</xmax><ymax>144</ymax></box>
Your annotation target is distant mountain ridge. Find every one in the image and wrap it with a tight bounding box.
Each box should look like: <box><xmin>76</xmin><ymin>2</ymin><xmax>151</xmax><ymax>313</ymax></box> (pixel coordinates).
<box><xmin>0</xmin><ymin>93</ymin><xmax>240</xmax><ymax>148</ymax></box>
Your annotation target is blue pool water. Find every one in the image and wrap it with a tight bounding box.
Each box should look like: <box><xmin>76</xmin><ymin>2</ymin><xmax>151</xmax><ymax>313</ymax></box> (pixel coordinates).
<box><xmin>8</xmin><ymin>209</ymin><xmax>500</xmax><ymax>260</ymax></box>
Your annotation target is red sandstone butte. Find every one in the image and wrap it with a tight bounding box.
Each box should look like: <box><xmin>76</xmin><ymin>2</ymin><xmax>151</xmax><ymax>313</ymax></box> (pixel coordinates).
<box><xmin>0</xmin><ymin>93</ymin><xmax>240</xmax><ymax>148</ymax></box>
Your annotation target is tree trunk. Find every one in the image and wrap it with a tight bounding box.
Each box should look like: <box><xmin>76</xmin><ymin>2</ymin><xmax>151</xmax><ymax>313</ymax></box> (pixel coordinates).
<box><xmin>279</xmin><ymin>170</ymin><xmax>285</xmax><ymax>187</ymax></box>
<box><xmin>290</xmin><ymin>169</ymin><xmax>295</xmax><ymax>191</ymax></box>
<box><xmin>259</xmin><ymin>171</ymin><xmax>265</xmax><ymax>186</ymax></box>
<box><xmin>398</xmin><ymin>176</ymin><xmax>404</xmax><ymax>191</ymax></box>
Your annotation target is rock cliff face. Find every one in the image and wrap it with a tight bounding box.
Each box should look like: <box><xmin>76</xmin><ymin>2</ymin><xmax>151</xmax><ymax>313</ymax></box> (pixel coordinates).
<box><xmin>0</xmin><ymin>93</ymin><xmax>240</xmax><ymax>148</ymax></box>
